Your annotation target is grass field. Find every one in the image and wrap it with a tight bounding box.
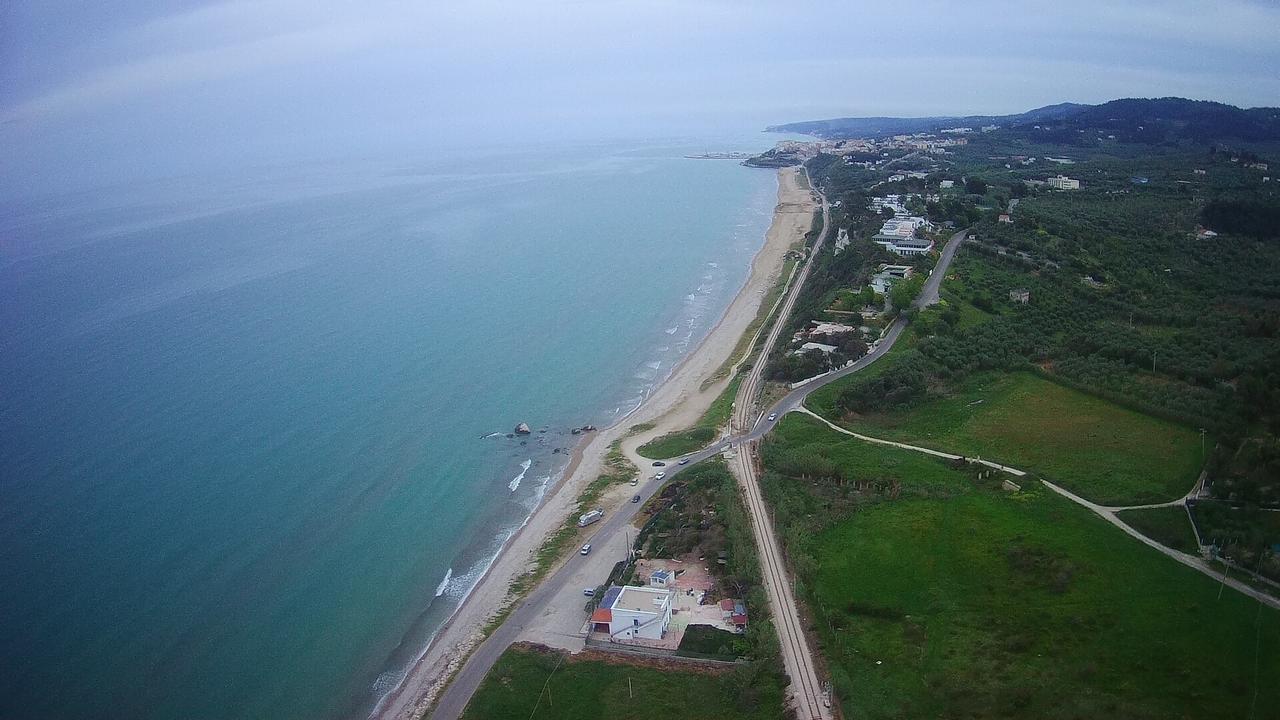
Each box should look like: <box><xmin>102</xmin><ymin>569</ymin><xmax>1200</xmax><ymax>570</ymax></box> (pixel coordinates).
<box><xmin>810</xmin><ymin>371</ymin><xmax>1204</xmax><ymax>505</ymax></box>
<box><xmin>637</xmin><ymin>376</ymin><xmax>740</xmax><ymax>459</ymax></box>
<box><xmin>461</xmin><ymin>644</ymin><xmax>782</xmax><ymax>720</ymax></box>
<box><xmin>1117</xmin><ymin>506</ymin><xmax>1201</xmax><ymax>554</ymax></box>
<box><xmin>761</xmin><ymin>417</ymin><xmax>1280</xmax><ymax>720</ymax></box>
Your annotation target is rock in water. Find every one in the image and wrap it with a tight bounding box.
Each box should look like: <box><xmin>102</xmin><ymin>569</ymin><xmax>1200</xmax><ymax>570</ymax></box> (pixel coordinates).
<box><xmin>514</xmin><ymin>422</ymin><xmax>532</xmax><ymax>435</ymax></box>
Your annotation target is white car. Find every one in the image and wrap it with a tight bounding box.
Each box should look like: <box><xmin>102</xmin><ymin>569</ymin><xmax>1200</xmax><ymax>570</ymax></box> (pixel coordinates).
<box><xmin>767</xmin><ymin>412</ymin><xmax>778</xmax><ymax>421</ymax></box>
<box><xmin>653</xmin><ymin>471</ymin><xmax>667</xmax><ymax>480</ymax></box>
<box><xmin>580</xmin><ymin>543</ymin><xmax>592</xmax><ymax>555</ymax></box>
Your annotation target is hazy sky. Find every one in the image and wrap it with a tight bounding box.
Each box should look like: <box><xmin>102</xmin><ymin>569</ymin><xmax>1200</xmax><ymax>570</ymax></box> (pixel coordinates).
<box><xmin>3</xmin><ymin>0</ymin><xmax>1279</xmax><ymax>192</ymax></box>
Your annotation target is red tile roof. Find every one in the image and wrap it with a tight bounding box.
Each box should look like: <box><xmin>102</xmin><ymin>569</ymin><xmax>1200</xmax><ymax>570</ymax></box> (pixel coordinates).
<box><xmin>590</xmin><ymin>608</ymin><xmax>612</xmax><ymax>623</ymax></box>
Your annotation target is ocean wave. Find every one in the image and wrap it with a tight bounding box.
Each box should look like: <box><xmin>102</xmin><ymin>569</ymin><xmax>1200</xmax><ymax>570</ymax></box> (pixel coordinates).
<box><xmin>433</xmin><ymin>567</ymin><xmax>452</xmax><ymax>598</ymax></box>
<box><xmin>508</xmin><ymin>458</ymin><xmax>531</xmax><ymax>492</ymax></box>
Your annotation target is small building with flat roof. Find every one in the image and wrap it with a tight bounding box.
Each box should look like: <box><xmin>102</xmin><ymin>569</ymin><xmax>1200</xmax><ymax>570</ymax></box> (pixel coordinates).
<box><xmin>590</xmin><ymin>585</ymin><xmax>673</xmax><ymax>641</ymax></box>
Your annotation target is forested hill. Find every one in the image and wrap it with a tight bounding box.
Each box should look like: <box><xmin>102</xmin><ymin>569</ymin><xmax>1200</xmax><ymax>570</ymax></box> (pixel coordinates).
<box><xmin>766</xmin><ymin>102</ymin><xmax>1083</xmax><ymax>139</ymax></box>
<box><xmin>770</xmin><ymin>97</ymin><xmax>1280</xmax><ymax>144</ymax></box>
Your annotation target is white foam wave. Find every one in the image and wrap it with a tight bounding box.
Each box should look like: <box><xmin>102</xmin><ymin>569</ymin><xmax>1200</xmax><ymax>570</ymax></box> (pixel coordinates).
<box><xmin>508</xmin><ymin>458</ymin><xmax>531</xmax><ymax>492</ymax></box>
<box><xmin>433</xmin><ymin>567</ymin><xmax>452</xmax><ymax>598</ymax></box>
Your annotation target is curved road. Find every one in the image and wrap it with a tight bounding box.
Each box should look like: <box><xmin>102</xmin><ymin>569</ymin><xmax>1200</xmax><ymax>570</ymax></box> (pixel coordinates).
<box><xmin>426</xmin><ymin>178</ymin><xmax>965</xmax><ymax>720</ymax></box>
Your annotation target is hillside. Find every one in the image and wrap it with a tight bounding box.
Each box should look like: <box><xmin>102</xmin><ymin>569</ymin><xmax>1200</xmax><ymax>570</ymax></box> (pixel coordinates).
<box><xmin>771</xmin><ymin>97</ymin><xmax>1280</xmax><ymax>144</ymax></box>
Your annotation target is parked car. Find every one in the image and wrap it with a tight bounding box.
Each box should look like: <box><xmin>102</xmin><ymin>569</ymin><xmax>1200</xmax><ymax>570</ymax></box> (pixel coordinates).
<box><xmin>580</xmin><ymin>543</ymin><xmax>592</xmax><ymax>555</ymax></box>
<box><xmin>767</xmin><ymin>412</ymin><xmax>777</xmax><ymax>421</ymax></box>
<box><xmin>653</xmin><ymin>471</ymin><xmax>666</xmax><ymax>480</ymax></box>
<box><xmin>652</xmin><ymin>460</ymin><xmax>666</xmax><ymax>467</ymax></box>
<box><xmin>583</xmin><ymin>587</ymin><xmax>596</xmax><ymax>597</ymax></box>
<box><xmin>631</xmin><ymin>494</ymin><xmax>641</xmax><ymax>503</ymax></box>
<box><xmin>678</xmin><ymin>457</ymin><xmax>690</xmax><ymax>465</ymax></box>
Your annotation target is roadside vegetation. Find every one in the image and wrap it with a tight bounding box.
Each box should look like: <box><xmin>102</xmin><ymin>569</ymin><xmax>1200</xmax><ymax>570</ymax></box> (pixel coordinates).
<box><xmin>760</xmin><ymin>414</ymin><xmax>1280</xmax><ymax>719</ymax></box>
<box><xmin>636</xmin><ymin>376</ymin><xmax>740</xmax><ymax>459</ymax></box>
<box><xmin>461</xmin><ymin>643</ymin><xmax>783</xmax><ymax>720</ymax></box>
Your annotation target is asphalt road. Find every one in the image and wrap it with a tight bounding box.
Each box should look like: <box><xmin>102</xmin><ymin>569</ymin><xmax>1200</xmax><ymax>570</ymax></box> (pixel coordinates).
<box><xmin>426</xmin><ymin>200</ymin><xmax>966</xmax><ymax>720</ymax></box>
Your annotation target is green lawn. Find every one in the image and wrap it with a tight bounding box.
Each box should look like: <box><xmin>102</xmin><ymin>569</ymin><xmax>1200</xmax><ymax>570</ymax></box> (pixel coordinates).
<box><xmin>461</xmin><ymin>644</ymin><xmax>782</xmax><ymax>720</ymax></box>
<box><xmin>810</xmin><ymin>371</ymin><xmax>1204</xmax><ymax>505</ymax></box>
<box><xmin>1117</xmin><ymin>506</ymin><xmax>1201</xmax><ymax>554</ymax></box>
<box><xmin>811</xmin><ymin>478</ymin><xmax>1279</xmax><ymax>720</ymax></box>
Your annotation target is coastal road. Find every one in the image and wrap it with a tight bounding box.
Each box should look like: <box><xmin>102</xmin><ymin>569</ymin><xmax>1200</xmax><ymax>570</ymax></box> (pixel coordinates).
<box><xmin>426</xmin><ymin>181</ymin><xmax>963</xmax><ymax>720</ymax></box>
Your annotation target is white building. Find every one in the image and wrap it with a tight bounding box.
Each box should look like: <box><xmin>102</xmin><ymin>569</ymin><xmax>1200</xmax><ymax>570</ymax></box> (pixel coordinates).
<box><xmin>871</xmin><ymin>264</ymin><xmax>915</xmax><ymax>294</ymax></box>
<box><xmin>1047</xmin><ymin>175</ymin><xmax>1080</xmax><ymax>190</ymax></box>
<box><xmin>590</xmin><ymin>585</ymin><xmax>673</xmax><ymax>641</ymax></box>
<box><xmin>874</xmin><ymin>237</ymin><xmax>933</xmax><ymax>256</ymax></box>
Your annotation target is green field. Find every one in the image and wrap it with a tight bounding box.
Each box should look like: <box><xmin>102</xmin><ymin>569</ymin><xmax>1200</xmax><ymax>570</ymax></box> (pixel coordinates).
<box><xmin>637</xmin><ymin>376</ymin><xmax>740</xmax><ymax>459</ymax></box>
<box><xmin>760</xmin><ymin>417</ymin><xmax>1279</xmax><ymax>720</ymax></box>
<box><xmin>810</xmin><ymin>371</ymin><xmax>1204</xmax><ymax>505</ymax></box>
<box><xmin>1117</xmin><ymin>506</ymin><xmax>1201</xmax><ymax>554</ymax></box>
<box><xmin>461</xmin><ymin>644</ymin><xmax>782</xmax><ymax>720</ymax></box>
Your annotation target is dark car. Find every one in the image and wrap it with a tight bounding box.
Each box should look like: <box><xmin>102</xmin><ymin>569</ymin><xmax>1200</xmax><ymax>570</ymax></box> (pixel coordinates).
<box><xmin>631</xmin><ymin>494</ymin><xmax>641</xmax><ymax>503</ymax></box>
<box><xmin>652</xmin><ymin>460</ymin><xmax>666</xmax><ymax>467</ymax></box>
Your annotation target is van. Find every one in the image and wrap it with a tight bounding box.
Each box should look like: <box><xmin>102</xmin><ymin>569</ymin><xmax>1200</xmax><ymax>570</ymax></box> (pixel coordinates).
<box><xmin>583</xmin><ymin>588</ymin><xmax>595</xmax><ymax>597</ymax></box>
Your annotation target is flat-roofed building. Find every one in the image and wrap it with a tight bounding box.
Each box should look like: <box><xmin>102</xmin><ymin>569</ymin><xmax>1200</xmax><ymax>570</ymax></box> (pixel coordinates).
<box><xmin>589</xmin><ymin>585</ymin><xmax>673</xmax><ymax>641</ymax></box>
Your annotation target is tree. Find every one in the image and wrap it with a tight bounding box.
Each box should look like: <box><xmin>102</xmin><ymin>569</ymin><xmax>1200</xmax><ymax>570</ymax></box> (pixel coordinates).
<box><xmin>965</xmin><ymin>177</ymin><xmax>988</xmax><ymax>195</ymax></box>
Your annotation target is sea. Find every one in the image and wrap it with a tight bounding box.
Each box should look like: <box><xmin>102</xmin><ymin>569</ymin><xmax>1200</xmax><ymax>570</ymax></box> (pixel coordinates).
<box><xmin>0</xmin><ymin>133</ymin><xmax>792</xmax><ymax>719</ymax></box>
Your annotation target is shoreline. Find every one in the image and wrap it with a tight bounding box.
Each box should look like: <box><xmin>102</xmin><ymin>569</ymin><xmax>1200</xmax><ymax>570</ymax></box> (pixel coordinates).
<box><xmin>370</xmin><ymin>167</ymin><xmax>816</xmax><ymax>720</ymax></box>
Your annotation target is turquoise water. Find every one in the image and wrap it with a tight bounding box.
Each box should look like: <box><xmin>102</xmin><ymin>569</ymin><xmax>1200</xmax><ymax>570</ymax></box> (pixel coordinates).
<box><xmin>0</xmin><ymin>137</ymin><xmax>781</xmax><ymax>719</ymax></box>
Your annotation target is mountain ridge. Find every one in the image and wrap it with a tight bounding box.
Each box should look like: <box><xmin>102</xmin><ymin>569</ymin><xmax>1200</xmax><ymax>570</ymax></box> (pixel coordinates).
<box><xmin>768</xmin><ymin>97</ymin><xmax>1280</xmax><ymax>143</ymax></box>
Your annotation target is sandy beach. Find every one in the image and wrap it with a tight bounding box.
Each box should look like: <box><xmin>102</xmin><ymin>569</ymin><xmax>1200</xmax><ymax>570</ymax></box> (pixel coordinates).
<box><xmin>372</xmin><ymin>167</ymin><xmax>816</xmax><ymax>720</ymax></box>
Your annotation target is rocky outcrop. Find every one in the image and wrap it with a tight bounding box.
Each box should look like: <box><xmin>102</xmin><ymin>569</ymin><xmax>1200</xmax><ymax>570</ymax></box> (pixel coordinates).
<box><xmin>514</xmin><ymin>422</ymin><xmax>532</xmax><ymax>435</ymax></box>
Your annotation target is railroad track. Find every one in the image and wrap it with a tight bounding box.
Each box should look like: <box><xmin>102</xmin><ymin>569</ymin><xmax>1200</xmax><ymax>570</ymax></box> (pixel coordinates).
<box><xmin>726</xmin><ymin>165</ymin><xmax>831</xmax><ymax>719</ymax></box>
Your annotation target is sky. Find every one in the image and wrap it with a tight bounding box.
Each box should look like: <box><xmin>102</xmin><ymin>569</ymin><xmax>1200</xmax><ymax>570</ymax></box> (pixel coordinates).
<box><xmin>3</xmin><ymin>0</ymin><xmax>1279</xmax><ymax>193</ymax></box>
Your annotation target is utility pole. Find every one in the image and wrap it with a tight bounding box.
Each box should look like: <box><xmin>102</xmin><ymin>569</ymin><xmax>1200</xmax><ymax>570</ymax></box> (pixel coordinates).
<box><xmin>1152</xmin><ymin>349</ymin><xmax>1157</xmax><ymax>374</ymax></box>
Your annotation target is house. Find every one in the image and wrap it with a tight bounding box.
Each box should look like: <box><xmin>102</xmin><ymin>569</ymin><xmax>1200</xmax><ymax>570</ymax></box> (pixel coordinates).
<box><xmin>1197</xmin><ymin>228</ymin><xmax>1219</xmax><ymax>240</ymax></box>
<box><xmin>939</xmin><ymin>179</ymin><xmax>955</xmax><ymax>189</ymax></box>
<box><xmin>870</xmin><ymin>264</ymin><xmax>914</xmax><ymax>294</ymax></box>
<box><xmin>590</xmin><ymin>585</ymin><xmax>673</xmax><ymax>641</ymax></box>
<box><xmin>648</xmin><ymin>569</ymin><xmax>673</xmax><ymax>588</ymax></box>
<box><xmin>1194</xmin><ymin>168</ymin><xmax>1207</xmax><ymax>176</ymax></box>
<box><xmin>1009</xmin><ymin>288</ymin><xmax>1030</xmax><ymax>304</ymax></box>
<box><xmin>808</xmin><ymin>321</ymin><xmax>856</xmax><ymax>336</ymax></box>
<box><xmin>793</xmin><ymin>341</ymin><xmax>838</xmax><ymax>356</ymax></box>
<box><xmin>998</xmin><ymin>213</ymin><xmax>1012</xmax><ymax>223</ymax></box>
<box><xmin>719</xmin><ymin>598</ymin><xmax>749</xmax><ymax>630</ymax></box>
<box><xmin>1047</xmin><ymin>175</ymin><xmax>1080</xmax><ymax>190</ymax></box>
